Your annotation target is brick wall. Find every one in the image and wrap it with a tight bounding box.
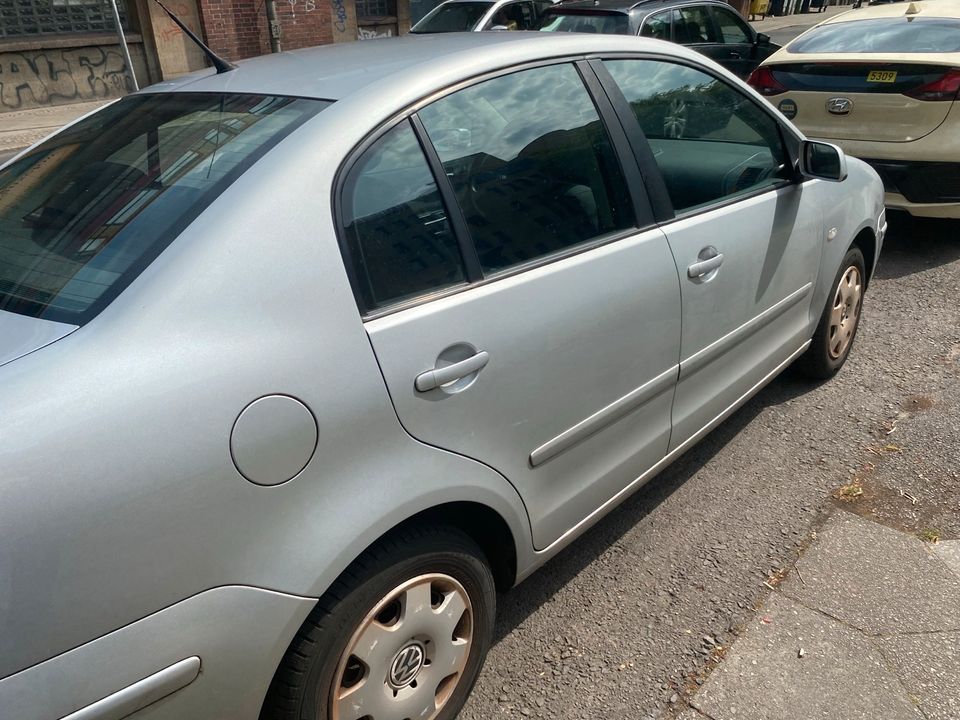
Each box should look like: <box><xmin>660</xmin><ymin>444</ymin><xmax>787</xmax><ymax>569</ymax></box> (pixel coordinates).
<box><xmin>199</xmin><ymin>0</ymin><xmax>333</xmax><ymax>61</ymax></box>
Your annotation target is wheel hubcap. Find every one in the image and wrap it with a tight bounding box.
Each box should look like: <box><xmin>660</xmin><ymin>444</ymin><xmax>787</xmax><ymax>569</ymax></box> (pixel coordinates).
<box><xmin>828</xmin><ymin>265</ymin><xmax>862</xmax><ymax>360</ymax></box>
<box><xmin>330</xmin><ymin>574</ymin><xmax>473</xmax><ymax>720</ymax></box>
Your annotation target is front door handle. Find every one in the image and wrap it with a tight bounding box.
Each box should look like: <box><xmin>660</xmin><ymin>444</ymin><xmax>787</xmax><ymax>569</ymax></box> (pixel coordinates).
<box><xmin>415</xmin><ymin>351</ymin><xmax>490</xmax><ymax>392</ymax></box>
<box><xmin>687</xmin><ymin>252</ymin><xmax>724</xmax><ymax>278</ymax></box>
<box><xmin>729</xmin><ymin>51</ymin><xmax>742</xmax><ymax>59</ymax></box>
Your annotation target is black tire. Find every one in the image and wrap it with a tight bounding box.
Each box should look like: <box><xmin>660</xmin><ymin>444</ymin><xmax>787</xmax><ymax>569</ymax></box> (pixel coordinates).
<box><xmin>796</xmin><ymin>246</ymin><xmax>866</xmax><ymax>380</ymax></box>
<box><xmin>261</xmin><ymin>526</ymin><xmax>496</xmax><ymax>720</ymax></box>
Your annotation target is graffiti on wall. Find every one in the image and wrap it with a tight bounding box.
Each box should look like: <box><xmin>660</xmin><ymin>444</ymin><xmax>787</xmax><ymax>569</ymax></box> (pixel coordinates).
<box><xmin>332</xmin><ymin>0</ymin><xmax>348</xmax><ymax>32</ymax></box>
<box><xmin>0</xmin><ymin>47</ymin><xmax>131</xmax><ymax>111</ymax></box>
<box><xmin>358</xmin><ymin>26</ymin><xmax>393</xmax><ymax>39</ymax></box>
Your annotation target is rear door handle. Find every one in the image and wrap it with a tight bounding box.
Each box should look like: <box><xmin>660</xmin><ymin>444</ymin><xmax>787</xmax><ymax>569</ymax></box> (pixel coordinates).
<box><xmin>687</xmin><ymin>253</ymin><xmax>724</xmax><ymax>278</ymax></box>
<box><xmin>415</xmin><ymin>351</ymin><xmax>490</xmax><ymax>392</ymax></box>
<box><xmin>729</xmin><ymin>51</ymin><xmax>742</xmax><ymax>59</ymax></box>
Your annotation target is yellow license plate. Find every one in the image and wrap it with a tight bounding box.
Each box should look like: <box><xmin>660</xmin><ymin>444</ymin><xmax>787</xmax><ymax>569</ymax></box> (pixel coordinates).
<box><xmin>867</xmin><ymin>70</ymin><xmax>898</xmax><ymax>83</ymax></box>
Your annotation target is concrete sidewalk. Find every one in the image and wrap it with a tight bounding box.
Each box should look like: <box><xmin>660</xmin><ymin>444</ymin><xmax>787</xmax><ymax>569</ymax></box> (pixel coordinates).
<box><xmin>0</xmin><ymin>100</ymin><xmax>110</xmax><ymax>162</ymax></box>
<box><xmin>751</xmin><ymin>4</ymin><xmax>849</xmax><ymax>32</ymax></box>
<box><xmin>676</xmin><ymin>512</ymin><xmax>960</xmax><ymax>720</ymax></box>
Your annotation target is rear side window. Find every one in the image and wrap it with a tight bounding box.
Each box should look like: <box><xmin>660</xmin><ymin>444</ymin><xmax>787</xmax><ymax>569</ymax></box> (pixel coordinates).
<box><xmin>788</xmin><ymin>18</ymin><xmax>960</xmax><ymax>54</ymax></box>
<box><xmin>0</xmin><ymin>93</ymin><xmax>325</xmax><ymax>324</ymax></box>
<box><xmin>604</xmin><ymin>59</ymin><xmax>791</xmax><ymax>212</ymax></box>
<box><xmin>640</xmin><ymin>11</ymin><xmax>672</xmax><ymax>39</ymax></box>
<box><xmin>418</xmin><ymin>63</ymin><xmax>634</xmax><ymax>273</ymax></box>
<box><xmin>341</xmin><ymin>122</ymin><xmax>466</xmax><ymax>310</ymax></box>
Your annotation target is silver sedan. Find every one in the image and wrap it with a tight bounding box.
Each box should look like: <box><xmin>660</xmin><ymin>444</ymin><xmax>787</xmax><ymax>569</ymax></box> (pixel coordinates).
<box><xmin>0</xmin><ymin>31</ymin><xmax>884</xmax><ymax>720</ymax></box>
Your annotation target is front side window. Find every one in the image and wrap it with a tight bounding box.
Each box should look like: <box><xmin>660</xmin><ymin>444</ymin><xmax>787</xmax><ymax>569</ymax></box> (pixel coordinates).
<box><xmin>713</xmin><ymin>6</ymin><xmax>751</xmax><ymax>44</ymax></box>
<box><xmin>604</xmin><ymin>59</ymin><xmax>791</xmax><ymax>212</ymax></box>
<box><xmin>341</xmin><ymin>122</ymin><xmax>466</xmax><ymax>310</ymax></box>
<box><xmin>674</xmin><ymin>6</ymin><xmax>717</xmax><ymax>43</ymax></box>
<box><xmin>419</xmin><ymin>63</ymin><xmax>634</xmax><ymax>274</ymax></box>
<box><xmin>0</xmin><ymin>93</ymin><xmax>325</xmax><ymax>324</ymax></box>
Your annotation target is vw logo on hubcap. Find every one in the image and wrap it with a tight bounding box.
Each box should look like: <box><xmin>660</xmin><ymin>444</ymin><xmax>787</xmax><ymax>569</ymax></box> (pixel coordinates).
<box><xmin>388</xmin><ymin>643</ymin><xmax>425</xmax><ymax>689</ymax></box>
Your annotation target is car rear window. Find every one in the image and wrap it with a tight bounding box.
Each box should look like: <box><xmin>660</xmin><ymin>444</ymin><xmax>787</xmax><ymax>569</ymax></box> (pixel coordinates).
<box><xmin>788</xmin><ymin>18</ymin><xmax>960</xmax><ymax>54</ymax></box>
<box><xmin>411</xmin><ymin>1</ymin><xmax>494</xmax><ymax>31</ymax></box>
<box><xmin>537</xmin><ymin>10</ymin><xmax>631</xmax><ymax>34</ymax></box>
<box><xmin>0</xmin><ymin>92</ymin><xmax>327</xmax><ymax>325</ymax></box>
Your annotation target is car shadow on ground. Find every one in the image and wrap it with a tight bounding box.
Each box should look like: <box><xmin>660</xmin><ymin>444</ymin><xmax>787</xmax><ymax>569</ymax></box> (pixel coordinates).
<box><xmin>874</xmin><ymin>212</ymin><xmax>960</xmax><ymax>281</ymax></box>
<box><xmin>492</xmin><ymin>369</ymin><xmax>818</xmax><ymax>643</ymax></box>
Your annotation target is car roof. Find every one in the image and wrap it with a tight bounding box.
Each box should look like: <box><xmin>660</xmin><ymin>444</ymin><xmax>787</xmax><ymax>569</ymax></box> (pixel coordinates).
<box><xmin>547</xmin><ymin>0</ymin><xmax>730</xmax><ymax>13</ymax></box>
<box><xmin>818</xmin><ymin>0</ymin><xmax>960</xmax><ymax>21</ymax></box>
<box><xmin>145</xmin><ymin>31</ymin><xmax>705</xmax><ymax>102</ymax></box>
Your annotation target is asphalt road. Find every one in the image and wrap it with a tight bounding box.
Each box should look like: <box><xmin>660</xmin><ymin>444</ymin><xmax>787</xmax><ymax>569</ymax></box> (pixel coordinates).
<box><xmin>460</xmin><ymin>212</ymin><xmax>960</xmax><ymax>720</ymax></box>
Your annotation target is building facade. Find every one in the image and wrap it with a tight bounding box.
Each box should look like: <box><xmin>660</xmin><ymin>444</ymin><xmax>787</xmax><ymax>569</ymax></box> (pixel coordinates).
<box><xmin>0</xmin><ymin>0</ymin><xmax>428</xmax><ymax>114</ymax></box>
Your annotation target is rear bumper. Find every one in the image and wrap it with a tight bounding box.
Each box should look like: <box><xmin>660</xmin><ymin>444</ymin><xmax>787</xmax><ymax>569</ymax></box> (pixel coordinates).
<box><xmin>0</xmin><ymin>586</ymin><xmax>315</xmax><ymax>720</ymax></box>
<box><xmin>861</xmin><ymin>159</ymin><xmax>960</xmax><ymax>205</ymax></box>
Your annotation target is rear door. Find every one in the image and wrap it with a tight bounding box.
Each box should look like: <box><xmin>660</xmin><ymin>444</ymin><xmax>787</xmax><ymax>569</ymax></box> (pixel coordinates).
<box><xmin>343</xmin><ymin>62</ymin><xmax>682</xmax><ymax>550</ymax></box>
<box><xmin>597</xmin><ymin>57</ymin><xmax>823</xmax><ymax>449</ymax></box>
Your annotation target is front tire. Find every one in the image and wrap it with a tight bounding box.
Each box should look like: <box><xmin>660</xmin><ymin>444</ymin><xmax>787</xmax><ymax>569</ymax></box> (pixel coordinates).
<box><xmin>261</xmin><ymin>526</ymin><xmax>496</xmax><ymax>720</ymax></box>
<box><xmin>796</xmin><ymin>246</ymin><xmax>866</xmax><ymax>379</ymax></box>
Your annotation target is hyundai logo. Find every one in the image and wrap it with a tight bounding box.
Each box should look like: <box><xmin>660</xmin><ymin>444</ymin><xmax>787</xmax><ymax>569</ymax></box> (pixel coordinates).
<box><xmin>826</xmin><ymin>97</ymin><xmax>853</xmax><ymax>116</ymax></box>
<box><xmin>388</xmin><ymin>643</ymin><xmax>425</xmax><ymax>689</ymax></box>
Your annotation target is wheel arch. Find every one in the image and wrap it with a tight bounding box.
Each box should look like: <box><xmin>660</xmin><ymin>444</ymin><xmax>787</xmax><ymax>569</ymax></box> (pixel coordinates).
<box><xmin>851</xmin><ymin>226</ymin><xmax>877</xmax><ymax>288</ymax></box>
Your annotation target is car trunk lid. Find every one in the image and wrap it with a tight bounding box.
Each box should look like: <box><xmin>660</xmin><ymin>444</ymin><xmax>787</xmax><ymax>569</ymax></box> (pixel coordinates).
<box><xmin>759</xmin><ymin>62</ymin><xmax>959</xmax><ymax>142</ymax></box>
<box><xmin>0</xmin><ymin>309</ymin><xmax>76</xmax><ymax>367</ymax></box>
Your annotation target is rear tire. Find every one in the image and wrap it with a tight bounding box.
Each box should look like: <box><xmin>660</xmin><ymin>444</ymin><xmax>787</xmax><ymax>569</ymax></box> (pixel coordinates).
<box><xmin>796</xmin><ymin>246</ymin><xmax>866</xmax><ymax>379</ymax></box>
<box><xmin>261</xmin><ymin>526</ymin><xmax>496</xmax><ymax>720</ymax></box>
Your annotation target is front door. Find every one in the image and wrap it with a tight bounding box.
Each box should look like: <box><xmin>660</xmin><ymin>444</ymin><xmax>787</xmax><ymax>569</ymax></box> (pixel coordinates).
<box><xmin>600</xmin><ymin>57</ymin><xmax>823</xmax><ymax>449</ymax></box>
<box><xmin>339</xmin><ymin>63</ymin><xmax>682</xmax><ymax>550</ymax></box>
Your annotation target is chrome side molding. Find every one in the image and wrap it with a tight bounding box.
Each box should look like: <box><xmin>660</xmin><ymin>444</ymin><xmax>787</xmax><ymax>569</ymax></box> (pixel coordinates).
<box><xmin>61</xmin><ymin>656</ymin><xmax>200</xmax><ymax>720</ymax></box>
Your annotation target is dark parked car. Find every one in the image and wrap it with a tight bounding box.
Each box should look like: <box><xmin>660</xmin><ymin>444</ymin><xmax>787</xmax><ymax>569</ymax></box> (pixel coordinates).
<box><xmin>537</xmin><ymin>0</ymin><xmax>780</xmax><ymax>77</ymax></box>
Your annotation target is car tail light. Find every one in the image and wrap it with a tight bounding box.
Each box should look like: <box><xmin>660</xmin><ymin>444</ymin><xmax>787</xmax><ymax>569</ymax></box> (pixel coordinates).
<box><xmin>904</xmin><ymin>68</ymin><xmax>960</xmax><ymax>101</ymax></box>
<box><xmin>747</xmin><ymin>66</ymin><xmax>787</xmax><ymax>96</ymax></box>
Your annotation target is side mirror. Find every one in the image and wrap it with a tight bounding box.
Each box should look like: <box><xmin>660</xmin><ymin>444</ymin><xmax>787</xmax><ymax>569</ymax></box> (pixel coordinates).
<box><xmin>799</xmin><ymin>140</ymin><xmax>848</xmax><ymax>182</ymax></box>
<box><xmin>489</xmin><ymin>24</ymin><xmax>510</xmax><ymax>30</ymax></box>
<box><xmin>756</xmin><ymin>32</ymin><xmax>771</xmax><ymax>46</ymax></box>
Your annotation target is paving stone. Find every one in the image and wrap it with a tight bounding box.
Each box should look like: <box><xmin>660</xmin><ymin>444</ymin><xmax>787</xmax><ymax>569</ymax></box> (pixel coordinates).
<box><xmin>779</xmin><ymin>512</ymin><xmax>960</xmax><ymax>635</ymax></box>
<box><xmin>879</xmin><ymin>631</ymin><xmax>960</xmax><ymax>720</ymax></box>
<box><xmin>933</xmin><ymin>540</ymin><xmax>960</xmax><ymax>582</ymax></box>
<box><xmin>692</xmin><ymin>594</ymin><xmax>922</xmax><ymax>720</ymax></box>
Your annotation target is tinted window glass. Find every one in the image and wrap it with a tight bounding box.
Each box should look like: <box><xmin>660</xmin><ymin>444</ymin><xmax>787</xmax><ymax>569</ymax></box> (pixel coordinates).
<box><xmin>342</xmin><ymin>122</ymin><xmax>466</xmax><ymax>310</ymax></box>
<box><xmin>487</xmin><ymin>1</ymin><xmax>536</xmax><ymax>29</ymax></box>
<box><xmin>640</xmin><ymin>11</ymin><xmax>671</xmax><ymax>39</ymax></box>
<box><xmin>411</xmin><ymin>1</ymin><xmax>493</xmax><ymax>31</ymax></box>
<box><xmin>419</xmin><ymin>64</ymin><xmax>634</xmax><ymax>273</ymax></box>
<box><xmin>713</xmin><ymin>7</ymin><xmax>751</xmax><ymax>44</ymax></box>
<box><xmin>674</xmin><ymin>6</ymin><xmax>717</xmax><ymax>43</ymax></box>
<box><xmin>0</xmin><ymin>93</ymin><xmax>325</xmax><ymax>324</ymax></box>
<box><xmin>605</xmin><ymin>59</ymin><xmax>790</xmax><ymax>212</ymax></box>
<box><xmin>789</xmin><ymin>18</ymin><xmax>960</xmax><ymax>54</ymax></box>
<box><xmin>537</xmin><ymin>10</ymin><xmax>631</xmax><ymax>34</ymax></box>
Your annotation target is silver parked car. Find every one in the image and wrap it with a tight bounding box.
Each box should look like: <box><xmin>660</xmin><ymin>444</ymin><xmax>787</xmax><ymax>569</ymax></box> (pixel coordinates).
<box><xmin>0</xmin><ymin>32</ymin><xmax>884</xmax><ymax>720</ymax></box>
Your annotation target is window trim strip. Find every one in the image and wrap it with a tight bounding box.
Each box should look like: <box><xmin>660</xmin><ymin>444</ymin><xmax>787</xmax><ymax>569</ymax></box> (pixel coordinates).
<box><xmin>409</xmin><ymin>112</ymin><xmax>484</xmax><ymax>283</ymax></box>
